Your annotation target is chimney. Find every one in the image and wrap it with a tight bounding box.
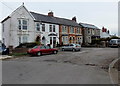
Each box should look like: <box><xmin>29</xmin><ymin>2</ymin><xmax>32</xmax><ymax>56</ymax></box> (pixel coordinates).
<box><xmin>104</xmin><ymin>28</ymin><xmax>107</xmax><ymax>32</ymax></box>
<box><xmin>72</xmin><ymin>16</ymin><xmax>76</xmax><ymax>22</ymax></box>
<box><xmin>102</xmin><ymin>27</ymin><xmax>104</xmax><ymax>32</ymax></box>
<box><xmin>48</xmin><ymin>11</ymin><xmax>54</xmax><ymax>17</ymax></box>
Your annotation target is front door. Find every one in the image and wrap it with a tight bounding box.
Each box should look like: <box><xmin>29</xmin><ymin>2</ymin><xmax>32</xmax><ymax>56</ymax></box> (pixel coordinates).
<box><xmin>50</xmin><ymin>37</ymin><xmax>56</xmax><ymax>48</ymax></box>
<box><xmin>53</xmin><ymin>37</ymin><xmax>56</xmax><ymax>48</ymax></box>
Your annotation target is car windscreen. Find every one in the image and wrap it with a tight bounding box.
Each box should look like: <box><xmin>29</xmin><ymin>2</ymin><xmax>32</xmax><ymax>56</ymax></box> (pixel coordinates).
<box><xmin>76</xmin><ymin>44</ymin><xmax>81</xmax><ymax>46</ymax></box>
<box><xmin>45</xmin><ymin>46</ymin><xmax>51</xmax><ymax>49</ymax></box>
<box><xmin>33</xmin><ymin>46</ymin><xmax>38</xmax><ymax>49</ymax></box>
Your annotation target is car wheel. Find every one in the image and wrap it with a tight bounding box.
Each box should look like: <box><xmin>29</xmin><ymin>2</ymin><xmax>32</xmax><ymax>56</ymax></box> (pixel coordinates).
<box><xmin>37</xmin><ymin>52</ymin><xmax>42</xmax><ymax>56</ymax></box>
<box><xmin>62</xmin><ymin>48</ymin><xmax>65</xmax><ymax>51</ymax></box>
<box><xmin>53</xmin><ymin>51</ymin><xmax>57</xmax><ymax>54</ymax></box>
<box><xmin>72</xmin><ymin>48</ymin><xmax>76</xmax><ymax>52</ymax></box>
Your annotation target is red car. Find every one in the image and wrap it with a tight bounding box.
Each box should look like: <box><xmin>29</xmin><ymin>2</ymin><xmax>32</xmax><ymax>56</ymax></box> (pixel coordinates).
<box><xmin>27</xmin><ymin>45</ymin><xmax>58</xmax><ymax>56</ymax></box>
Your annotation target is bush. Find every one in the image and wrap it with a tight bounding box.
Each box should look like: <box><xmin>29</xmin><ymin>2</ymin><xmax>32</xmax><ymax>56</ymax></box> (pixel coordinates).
<box><xmin>16</xmin><ymin>42</ymin><xmax>38</xmax><ymax>48</ymax></box>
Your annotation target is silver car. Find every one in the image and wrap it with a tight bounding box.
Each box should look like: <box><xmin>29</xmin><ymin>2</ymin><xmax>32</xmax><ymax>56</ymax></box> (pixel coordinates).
<box><xmin>61</xmin><ymin>44</ymin><xmax>81</xmax><ymax>51</ymax></box>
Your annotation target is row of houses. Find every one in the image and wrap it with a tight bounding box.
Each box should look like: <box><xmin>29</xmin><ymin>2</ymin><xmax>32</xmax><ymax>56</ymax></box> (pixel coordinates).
<box><xmin>1</xmin><ymin>4</ymin><xmax>102</xmax><ymax>48</ymax></box>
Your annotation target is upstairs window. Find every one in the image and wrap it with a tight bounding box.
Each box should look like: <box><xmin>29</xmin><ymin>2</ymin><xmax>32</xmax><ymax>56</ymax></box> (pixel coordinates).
<box><xmin>49</xmin><ymin>25</ymin><xmax>52</xmax><ymax>32</ymax></box>
<box><xmin>76</xmin><ymin>28</ymin><xmax>81</xmax><ymax>34</ymax></box>
<box><xmin>42</xmin><ymin>24</ymin><xmax>45</xmax><ymax>32</ymax></box>
<box><xmin>18</xmin><ymin>19</ymin><xmax>28</xmax><ymax>30</ymax></box>
<box><xmin>53</xmin><ymin>25</ymin><xmax>55</xmax><ymax>32</ymax></box>
<box><xmin>36</xmin><ymin>23</ymin><xmax>40</xmax><ymax>31</ymax></box>
<box><xmin>70</xmin><ymin>27</ymin><xmax>74</xmax><ymax>33</ymax></box>
<box><xmin>62</xmin><ymin>26</ymin><xmax>67</xmax><ymax>33</ymax></box>
<box><xmin>49</xmin><ymin>25</ymin><xmax>56</xmax><ymax>32</ymax></box>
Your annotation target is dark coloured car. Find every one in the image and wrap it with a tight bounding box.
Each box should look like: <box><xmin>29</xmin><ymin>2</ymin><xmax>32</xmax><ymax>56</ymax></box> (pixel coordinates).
<box><xmin>27</xmin><ymin>45</ymin><xmax>58</xmax><ymax>56</ymax></box>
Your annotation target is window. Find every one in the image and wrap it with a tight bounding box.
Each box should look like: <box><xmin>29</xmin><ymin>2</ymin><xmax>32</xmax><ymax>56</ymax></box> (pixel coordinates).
<box><xmin>76</xmin><ymin>28</ymin><xmax>81</xmax><ymax>34</ymax></box>
<box><xmin>53</xmin><ymin>25</ymin><xmax>55</xmax><ymax>32</ymax></box>
<box><xmin>22</xmin><ymin>20</ymin><xmax>27</xmax><ymax>30</ymax></box>
<box><xmin>70</xmin><ymin>44</ymin><xmax>73</xmax><ymax>46</ymax></box>
<box><xmin>69</xmin><ymin>37</ymin><xmax>72</xmax><ymax>41</ymax></box>
<box><xmin>18</xmin><ymin>20</ymin><xmax>21</xmax><ymax>30</ymax></box>
<box><xmin>2</xmin><ymin>23</ymin><xmax>4</xmax><ymax>32</ymax></box>
<box><xmin>40</xmin><ymin>46</ymin><xmax>45</xmax><ymax>49</ymax></box>
<box><xmin>49</xmin><ymin>25</ymin><xmax>56</xmax><ymax>32</ymax></box>
<box><xmin>70</xmin><ymin>27</ymin><xmax>74</xmax><ymax>33</ymax></box>
<box><xmin>45</xmin><ymin>46</ymin><xmax>50</xmax><ymax>49</ymax></box>
<box><xmin>22</xmin><ymin>35</ymin><xmax>28</xmax><ymax>43</ymax></box>
<box><xmin>49</xmin><ymin>25</ymin><xmax>52</xmax><ymax>32</ymax></box>
<box><xmin>62</xmin><ymin>36</ymin><xmax>68</xmax><ymax>44</ymax></box>
<box><xmin>36</xmin><ymin>23</ymin><xmax>40</xmax><ymax>31</ymax></box>
<box><xmin>62</xmin><ymin>26</ymin><xmax>65</xmax><ymax>32</ymax></box>
<box><xmin>18</xmin><ymin>19</ymin><xmax>28</xmax><ymax>30</ymax></box>
<box><xmin>33</xmin><ymin>46</ymin><xmax>38</xmax><ymax>49</ymax></box>
<box><xmin>62</xmin><ymin>26</ymin><xmax>67</xmax><ymax>33</ymax></box>
<box><xmin>42</xmin><ymin>24</ymin><xmax>45</xmax><ymax>31</ymax></box>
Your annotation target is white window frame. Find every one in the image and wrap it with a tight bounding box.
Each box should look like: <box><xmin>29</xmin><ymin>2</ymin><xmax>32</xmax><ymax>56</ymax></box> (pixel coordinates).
<box><xmin>18</xmin><ymin>19</ymin><xmax>28</xmax><ymax>30</ymax></box>
<box><xmin>49</xmin><ymin>25</ymin><xmax>56</xmax><ymax>32</ymax></box>
<box><xmin>42</xmin><ymin>24</ymin><xmax>45</xmax><ymax>32</ymax></box>
<box><xmin>49</xmin><ymin>25</ymin><xmax>52</xmax><ymax>32</ymax></box>
<box><xmin>70</xmin><ymin>27</ymin><xmax>74</xmax><ymax>33</ymax></box>
<box><xmin>36</xmin><ymin>22</ymin><xmax>40</xmax><ymax>31</ymax></box>
<box><xmin>22</xmin><ymin>35</ymin><xmax>28</xmax><ymax>43</ymax></box>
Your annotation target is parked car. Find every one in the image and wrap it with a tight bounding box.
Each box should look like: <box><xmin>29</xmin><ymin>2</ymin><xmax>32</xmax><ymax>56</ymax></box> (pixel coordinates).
<box><xmin>1</xmin><ymin>44</ymin><xmax>9</xmax><ymax>55</ymax></box>
<box><xmin>0</xmin><ymin>46</ymin><xmax>2</xmax><ymax>54</ymax></box>
<box><xmin>109</xmin><ymin>39</ymin><xmax>120</xmax><ymax>47</ymax></box>
<box><xmin>27</xmin><ymin>45</ymin><xmax>58</xmax><ymax>56</ymax></box>
<box><xmin>61</xmin><ymin>44</ymin><xmax>81</xmax><ymax>51</ymax></box>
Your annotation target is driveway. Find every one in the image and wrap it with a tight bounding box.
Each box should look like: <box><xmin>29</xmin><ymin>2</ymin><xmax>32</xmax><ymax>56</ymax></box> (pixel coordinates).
<box><xmin>2</xmin><ymin>48</ymin><xmax>118</xmax><ymax>84</ymax></box>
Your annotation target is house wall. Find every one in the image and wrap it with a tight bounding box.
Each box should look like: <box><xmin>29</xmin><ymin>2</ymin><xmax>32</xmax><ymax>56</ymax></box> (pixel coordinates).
<box><xmin>83</xmin><ymin>28</ymin><xmax>100</xmax><ymax>44</ymax></box>
<box><xmin>2</xmin><ymin>19</ymin><xmax>10</xmax><ymax>48</ymax></box>
<box><xmin>2</xmin><ymin>5</ymin><xmax>35</xmax><ymax>48</ymax></box>
<box><xmin>59</xmin><ymin>25</ymin><xmax>83</xmax><ymax>45</ymax></box>
<box><xmin>100</xmin><ymin>30</ymin><xmax>110</xmax><ymax>38</ymax></box>
<box><xmin>40</xmin><ymin>22</ymin><xmax>59</xmax><ymax>48</ymax></box>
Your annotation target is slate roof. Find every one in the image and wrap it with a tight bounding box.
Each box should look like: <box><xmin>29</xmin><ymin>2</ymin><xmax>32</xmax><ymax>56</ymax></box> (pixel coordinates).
<box><xmin>79</xmin><ymin>23</ymin><xmax>99</xmax><ymax>29</ymax></box>
<box><xmin>30</xmin><ymin>12</ymin><xmax>81</xmax><ymax>27</ymax></box>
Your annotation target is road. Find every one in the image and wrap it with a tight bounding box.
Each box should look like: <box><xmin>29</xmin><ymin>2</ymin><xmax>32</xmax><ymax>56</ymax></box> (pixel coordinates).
<box><xmin>2</xmin><ymin>48</ymin><xmax>118</xmax><ymax>84</ymax></box>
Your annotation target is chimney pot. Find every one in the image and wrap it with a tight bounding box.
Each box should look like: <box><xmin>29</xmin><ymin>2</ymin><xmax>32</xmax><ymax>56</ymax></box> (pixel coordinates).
<box><xmin>72</xmin><ymin>16</ymin><xmax>76</xmax><ymax>22</ymax></box>
<box><xmin>48</xmin><ymin>11</ymin><xmax>54</xmax><ymax>17</ymax></box>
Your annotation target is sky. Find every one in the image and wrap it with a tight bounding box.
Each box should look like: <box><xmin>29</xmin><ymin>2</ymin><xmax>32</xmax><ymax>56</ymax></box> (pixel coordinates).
<box><xmin>0</xmin><ymin>1</ymin><xmax>118</xmax><ymax>40</ymax></box>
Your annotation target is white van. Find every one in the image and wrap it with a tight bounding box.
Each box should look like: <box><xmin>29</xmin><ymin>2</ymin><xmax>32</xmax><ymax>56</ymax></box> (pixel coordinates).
<box><xmin>109</xmin><ymin>39</ymin><xmax>120</xmax><ymax>47</ymax></box>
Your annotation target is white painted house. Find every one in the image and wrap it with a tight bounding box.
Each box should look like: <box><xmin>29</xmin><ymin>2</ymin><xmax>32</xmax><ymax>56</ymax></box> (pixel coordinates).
<box><xmin>1</xmin><ymin>4</ymin><xmax>59</xmax><ymax>48</ymax></box>
<box><xmin>100</xmin><ymin>27</ymin><xmax>110</xmax><ymax>38</ymax></box>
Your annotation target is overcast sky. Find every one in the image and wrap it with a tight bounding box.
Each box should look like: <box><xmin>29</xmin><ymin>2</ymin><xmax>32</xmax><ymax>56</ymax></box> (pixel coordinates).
<box><xmin>0</xmin><ymin>1</ymin><xmax>118</xmax><ymax>40</ymax></box>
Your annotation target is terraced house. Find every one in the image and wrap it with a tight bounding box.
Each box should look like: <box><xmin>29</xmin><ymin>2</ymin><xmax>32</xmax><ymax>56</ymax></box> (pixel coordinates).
<box><xmin>79</xmin><ymin>23</ymin><xmax>100</xmax><ymax>45</ymax></box>
<box><xmin>1</xmin><ymin>4</ymin><xmax>83</xmax><ymax>48</ymax></box>
<box><xmin>59</xmin><ymin>17</ymin><xmax>83</xmax><ymax>45</ymax></box>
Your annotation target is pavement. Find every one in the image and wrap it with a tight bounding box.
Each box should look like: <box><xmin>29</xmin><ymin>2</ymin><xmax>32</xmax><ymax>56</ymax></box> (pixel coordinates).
<box><xmin>109</xmin><ymin>58</ymin><xmax>120</xmax><ymax>85</ymax></box>
<box><xmin>0</xmin><ymin>55</ymin><xmax>13</xmax><ymax>60</ymax></box>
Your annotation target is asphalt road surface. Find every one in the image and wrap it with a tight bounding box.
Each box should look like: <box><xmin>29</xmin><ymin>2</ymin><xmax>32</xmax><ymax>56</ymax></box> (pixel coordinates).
<box><xmin>2</xmin><ymin>48</ymin><xmax>118</xmax><ymax>84</ymax></box>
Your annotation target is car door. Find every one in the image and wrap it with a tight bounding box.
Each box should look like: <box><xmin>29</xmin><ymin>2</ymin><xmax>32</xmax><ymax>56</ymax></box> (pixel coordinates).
<box><xmin>69</xmin><ymin>44</ymin><xmax>73</xmax><ymax>50</ymax></box>
<box><xmin>39</xmin><ymin>46</ymin><xmax>46</xmax><ymax>54</ymax></box>
<box><xmin>64</xmin><ymin>44</ymin><xmax>69</xmax><ymax>50</ymax></box>
<box><xmin>44</xmin><ymin>46</ymin><xmax>52</xmax><ymax>53</ymax></box>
